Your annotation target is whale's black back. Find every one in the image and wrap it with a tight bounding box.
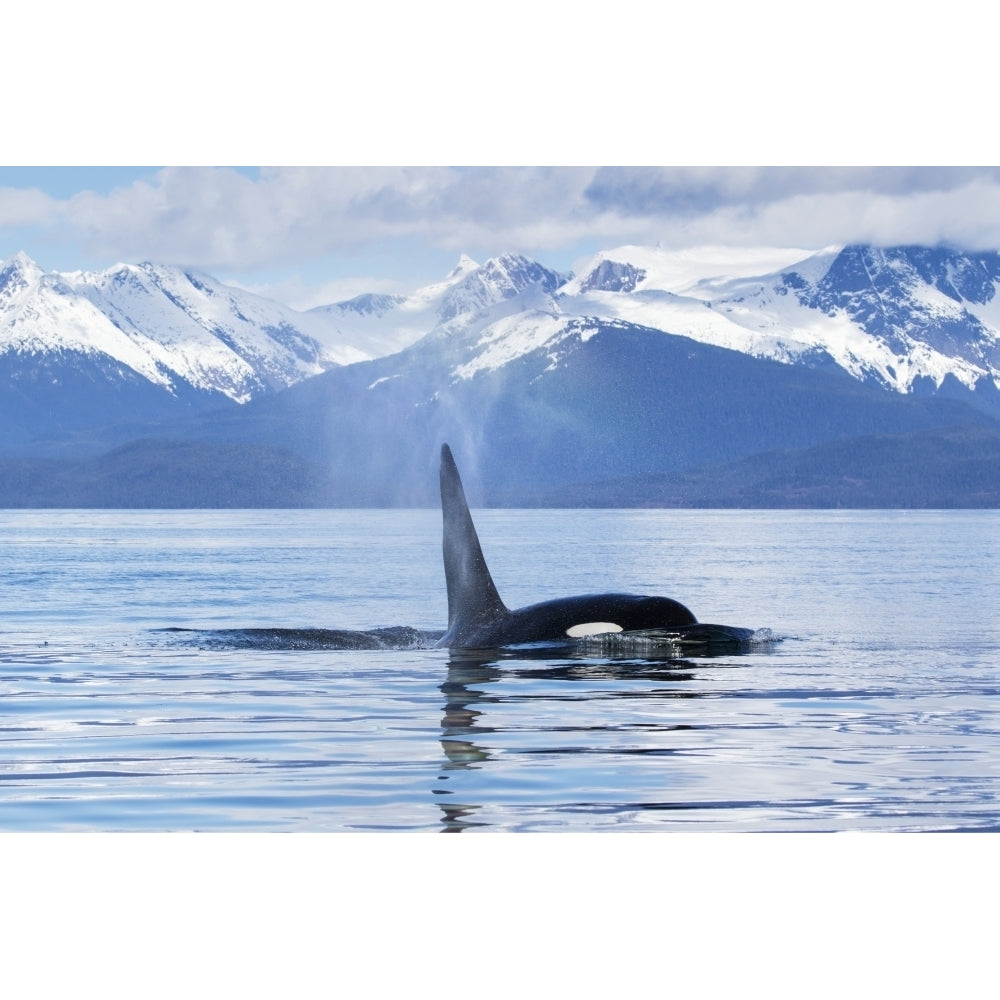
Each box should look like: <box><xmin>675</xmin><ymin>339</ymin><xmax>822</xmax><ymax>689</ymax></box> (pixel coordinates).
<box><xmin>437</xmin><ymin>443</ymin><xmax>699</xmax><ymax>649</ymax></box>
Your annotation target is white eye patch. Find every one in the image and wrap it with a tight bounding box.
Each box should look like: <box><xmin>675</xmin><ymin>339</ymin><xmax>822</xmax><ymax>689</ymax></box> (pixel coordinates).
<box><xmin>565</xmin><ymin>622</ymin><xmax>624</xmax><ymax>638</ymax></box>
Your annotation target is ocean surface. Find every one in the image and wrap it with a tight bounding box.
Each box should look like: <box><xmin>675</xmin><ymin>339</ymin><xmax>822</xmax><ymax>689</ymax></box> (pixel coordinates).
<box><xmin>1</xmin><ymin>507</ymin><xmax>997</xmax><ymax>832</ymax></box>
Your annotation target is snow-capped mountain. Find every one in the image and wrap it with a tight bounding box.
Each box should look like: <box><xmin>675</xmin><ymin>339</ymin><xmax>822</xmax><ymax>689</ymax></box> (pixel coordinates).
<box><xmin>555</xmin><ymin>243</ymin><xmax>1000</xmax><ymax>397</ymax></box>
<box><xmin>11</xmin><ymin>242</ymin><xmax>997</xmax><ymax>420</ymax></box>
<box><xmin>194</xmin><ymin>241</ymin><xmax>996</xmax><ymax>504</ymax></box>
<box><xmin>6</xmin><ymin>240</ymin><xmax>1000</xmax><ymax>504</ymax></box>
<box><xmin>305</xmin><ymin>243</ymin><xmax>1000</xmax><ymax>416</ymax></box>
<box><xmin>306</xmin><ymin>252</ymin><xmax>569</xmax><ymax>359</ymax></box>
<box><xmin>166</xmin><ymin>293</ymin><xmax>991</xmax><ymax>506</ymax></box>
<box><xmin>424</xmin><ymin>244</ymin><xmax>1000</xmax><ymax>406</ymax></box>
<box><xmin>6</xmin><ymin>242</ymin><xmax>1000</xmax><ymax>489</ymax></box>
<box><xmin>0</xmin><ymin>252</ymin><xmax>359</xmax><ymax>407</ymax></box>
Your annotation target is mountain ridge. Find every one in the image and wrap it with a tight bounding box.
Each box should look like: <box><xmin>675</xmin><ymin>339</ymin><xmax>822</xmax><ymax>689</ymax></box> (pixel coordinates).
<box><xmin>4</xmin><ymin>243</ymin><xmax>1000</xmax><ymax>506</ymax></box>
<box><xmin>4</xmin><ymin>422</ymin><xmax>999</xmax><ymax>508</ymax></box>
<box><xmin>506</xmin><ymin>423</ymin><xmax>1000</xmax><ymax>508</ymax></box>
<box><xmin>148</xmin><ymin>316</ymin><xmax>997</xmax><ymax>505</ymax></box>
<box><xmin>7</xmin><ymin>242</ymin><xmax>1000</xmax><ymax>415</ymax></box>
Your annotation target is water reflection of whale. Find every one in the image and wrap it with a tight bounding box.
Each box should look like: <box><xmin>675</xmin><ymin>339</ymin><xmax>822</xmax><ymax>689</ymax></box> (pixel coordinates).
<box><xmin>433</xmin><ymin>650</ymin><xmax>726</xmax><ymax>832</ymax></box>
<box><xmin>435</xmin><ymin>659</ymin><xmax>500</xmax><ymax>832</ymax></box>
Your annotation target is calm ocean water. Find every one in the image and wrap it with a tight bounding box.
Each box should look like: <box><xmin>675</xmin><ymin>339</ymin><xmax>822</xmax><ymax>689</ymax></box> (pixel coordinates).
<box><xmin>1</xmin><ymin>507</ymin><xmax>997</xmax><ymax>832</ymax></box>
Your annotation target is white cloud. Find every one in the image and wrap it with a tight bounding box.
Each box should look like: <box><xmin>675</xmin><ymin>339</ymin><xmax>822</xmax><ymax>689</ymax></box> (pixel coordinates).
<box><xmin>667</xmin><ymin>179</ymin><xmax>1000</xmax><ymax>252</ymax></box>
<box><xmin>58</xmin><ymin>166</ymin><xmax>602</xmax><ymax>270</ymax></box>
<box><xmin>9</xmin><ymin>167</ymin><xmax>1000</xmax><ymax>300</ymax></box>
<box><xmin>0</xmin><ymin>186</ymin><xmax>61</xmax><ymax>227</ymax></box>
<box><xmin>229</xmin><ymin>273</ymin><xmax>409</xmax><ymax>312</ymax></box>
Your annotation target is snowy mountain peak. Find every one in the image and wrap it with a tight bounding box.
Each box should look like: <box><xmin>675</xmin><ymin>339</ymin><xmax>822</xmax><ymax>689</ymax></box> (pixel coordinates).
<box><xmin>0</xmin><ymin>255</ymin><xmax>350</xmax><ymax>407</ymax></box>
<box><xmin>2</xmin><ymin>250</ymin><xmax>44</xmax><ymax>273</ymax></box>
<box><xmin>452</xmin><ymin>253</ymin><xmax>479</xmax><ymax>276</ymax></box>
<box><xmin>303</xmin><ymin>253</ymin><xmax>571</xmax><ymax>361</ymax></box>
<box><xmin>334</xmin><ymin>292</ymin><xmax>406</xmax><ymax>317</ymax></box>
<box><xmin>415</xmin><ymin>243</ymin><xmax>1000</xmax><ymax>403</ymax></box>
<box><xmin>771</xmin><ymin>245</ymin><xmax>1000</xmax><ymax>382</ymax></box>
<box><xmin>0</xmin><ymin>251</ymin><xmax>45</xmax><ymax>301</ymax></box>
<box><xmin>482</xmin><ymin>252</ymin><xmax>567</xmax><ymax>290</ymax></box>
<box><xmin>6</xmin><ymin>242</ymin><xmax>1000</xmax><ymax>445</ymax></box>
<box><xmin>438</xmin><ymin>253</ymin><xmax>568</xmax><ymax>324</ymax></box>
<box><xmin>561</xmin><ymin>245</ymin><xmax>817</xmax><ymax>299</ymax></box>
<box><xmin>401</xmin><ymin>254</ymin><xmax>481</xmax><ymax>311</ymax></box>
<box><xmin>800</xmin><ymin>244</ymin><xmax>1000</xmax><ymax>310</ymax></box>
<box><xmin>578</xmin><ymin>258</ymin><xmax>647</xmax><ymax>293</ymax></box>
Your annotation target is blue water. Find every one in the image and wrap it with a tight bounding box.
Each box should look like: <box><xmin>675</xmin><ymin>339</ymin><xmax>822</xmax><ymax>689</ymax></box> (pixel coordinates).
<box><xmin>0</xmin><ymin>508</ymin><xmax>998</xmax><ymax>831</ymax></box>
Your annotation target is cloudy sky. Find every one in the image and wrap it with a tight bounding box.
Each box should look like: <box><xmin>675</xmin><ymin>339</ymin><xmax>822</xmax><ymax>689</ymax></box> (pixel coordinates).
<box><xmin>5</xmin><ymin>5</ymin><xmax>995</xmax><ymax>309</ymax></box>
<box><xmin>7</xmin><ymin>166</ymin><xmax>1000</xmax><ymax>309</ymax></box>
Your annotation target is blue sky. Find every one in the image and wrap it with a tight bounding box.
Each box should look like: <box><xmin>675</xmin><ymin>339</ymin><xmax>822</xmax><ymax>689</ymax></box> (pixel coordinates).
<box><xmin>4</xmin><ymin>6</ymin><xmax>995</xmax><ymax>309</ymax></box>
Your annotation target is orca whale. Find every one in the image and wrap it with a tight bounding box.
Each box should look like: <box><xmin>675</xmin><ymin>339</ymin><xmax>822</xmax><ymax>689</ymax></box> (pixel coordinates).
<box><xmin>434</xmin><ymin>443</ymin><xmax>699</xmax><ymax>649</ymax></box>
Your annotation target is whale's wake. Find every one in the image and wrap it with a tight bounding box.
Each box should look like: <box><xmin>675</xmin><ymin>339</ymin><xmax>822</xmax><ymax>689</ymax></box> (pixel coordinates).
<box><xmin>157</xmin><ymin>626</ymin><xmax>444</xmax><ymax>651</ymax></box>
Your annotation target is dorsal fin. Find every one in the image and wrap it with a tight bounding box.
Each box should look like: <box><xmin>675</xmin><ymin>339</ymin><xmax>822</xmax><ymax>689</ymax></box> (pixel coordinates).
<box><xmin>440</xmin><ymin>443</ymin><xmax>507</xmax><ymax>635</ymax></box>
